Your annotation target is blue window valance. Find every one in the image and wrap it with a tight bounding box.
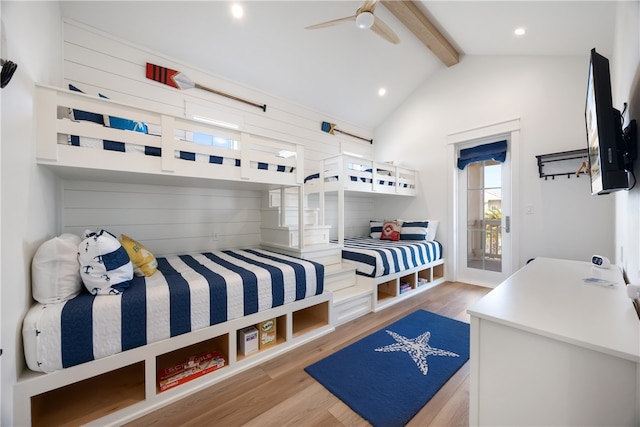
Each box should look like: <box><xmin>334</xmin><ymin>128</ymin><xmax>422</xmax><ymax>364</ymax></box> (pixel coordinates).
<box><xmin>457</xmin><ymin>140</ymin><xmax>508</xmax><ymax>170</ymax></box>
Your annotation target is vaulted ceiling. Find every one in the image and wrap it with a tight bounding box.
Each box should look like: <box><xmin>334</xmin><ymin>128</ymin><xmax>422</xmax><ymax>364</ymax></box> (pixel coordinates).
<box><xmin>60</xmin><ymin>1</ymin><xmax>617</xmax><ymax>129</ymax></box>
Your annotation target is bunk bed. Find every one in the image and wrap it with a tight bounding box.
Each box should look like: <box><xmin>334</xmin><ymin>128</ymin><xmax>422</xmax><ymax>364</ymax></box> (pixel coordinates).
<box><xmin>23</xmin><ymin>248</ymin><xmax>325</xmax><ymax>374</ymax></box>
<box><xmin>15</xmin><ymin>85</ymin><xmax>333</xmax><ymax>427</ymax></box>
<box><xmin>302</xmin><ymin>153</ymin><xmax>443</xmax><ymax>319</ymax></box>
<box><xmin>304</xmin><ymin>153</ymin><xmax>419</xmax><ymax>246</ymax></box>
<box><xmin>341</xmin><ymin>221</ymin><xmax>445</xmax><ymax>312</ymax></box>
<box><xmin>341</xmin><ymin>235</ymin><xmax>442</xmax><ymax>279</ymax></box>
<box><xmin>304</xmin><ymin>153</ymin><xmax>417</xmax><ymax>196</ymax></box>
<box><xmin>35</xmin><ymin>84</ymin><xmax>304</xmax><ymax>187</ymax></box>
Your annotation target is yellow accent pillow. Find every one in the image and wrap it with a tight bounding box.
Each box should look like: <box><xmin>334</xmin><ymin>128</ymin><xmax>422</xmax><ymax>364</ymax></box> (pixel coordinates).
<box><xmin>119</xmin><ymin>234</ymin><xmax>158</xmax><ymax>277</ymax></box>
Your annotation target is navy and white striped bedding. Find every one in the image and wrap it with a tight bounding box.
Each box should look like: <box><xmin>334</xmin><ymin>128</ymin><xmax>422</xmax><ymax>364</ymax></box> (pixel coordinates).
<box><xmin>22</xmin><ymin>249</ymin><xmax>323</xmax><ymax>373</ymax></box>
<box><xmin>69</xmin><ymin>136</ymin><xmax>295</xmax><ymax>173</ymax></box>
<box><xmin>304</xmin><ymin>173</ymin><xmax>367</xmax><ymax>184</ymax></box>
<box><xmin>304</xmin><ymin>173</ymin><xmax>414</xmax><ymax>188</ymax></box>
<box><xmin>340</xmin><ymin>237</ymin><xmax>442</xmax><ymax>278</ymax></box>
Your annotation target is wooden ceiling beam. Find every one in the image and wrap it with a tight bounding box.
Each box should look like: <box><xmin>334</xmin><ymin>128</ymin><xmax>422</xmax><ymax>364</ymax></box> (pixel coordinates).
<box><xmin>381</xmin><ymin>0</ymin><xmax>460</xmax><ymax>67</ymax></box>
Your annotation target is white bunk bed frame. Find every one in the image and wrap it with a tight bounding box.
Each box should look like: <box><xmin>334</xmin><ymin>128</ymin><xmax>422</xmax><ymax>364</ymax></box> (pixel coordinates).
<box><xmin>305</xmin><ymin>153</ymin><xmax>417</xmax><ymax>196</ymax></box>
<box><xmin>305</xmin><ymin>153</ymin><xmax>418</xmax><ymax>245</ymax></box>
<box><xmin>302</xmin><ymin>153</ymin><xmax>444</xmax><ymax>318</ymax></box>
<box><xmin>35</xmin><ymin>84</ymin><xmax>305</xmax><ymax>188</ymax></box>
<box><xmin>14</xmin><ymin>85</ymin><xmax>333</xmax><ymax>426</ymax></box>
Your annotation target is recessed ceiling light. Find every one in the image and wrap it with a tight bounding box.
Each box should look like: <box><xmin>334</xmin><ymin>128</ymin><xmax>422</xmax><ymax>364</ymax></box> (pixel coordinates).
<box><xmin>378</xmin><ymin>87</ymin><xmax>387</xmax><ymax>97</ymax></box>
<box><xmin>514</xmin><ymin>27</ymin><xmax>526</xmax><ymax>36</ymax></box>
<box><xmin>231</xmin><ymin>4</ymin><xmax>244</xmax><ymax>19</ymax></box>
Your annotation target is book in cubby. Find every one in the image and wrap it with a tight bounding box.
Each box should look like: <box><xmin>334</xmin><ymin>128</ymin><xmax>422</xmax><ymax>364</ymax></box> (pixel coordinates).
<box><xmin>157</xmin><ymin>350</ymin><xmax>226</xmax><ymax>392</ymax></box>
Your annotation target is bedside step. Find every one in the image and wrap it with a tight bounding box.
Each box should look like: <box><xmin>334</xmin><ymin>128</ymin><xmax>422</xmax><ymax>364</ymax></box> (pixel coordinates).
<box><xmin>324</xmin><ymin>263</ymin><xmax>357</xmax><ymax>292</ymax></box>
<box><xmin>331</xmin><ymin>286</ymin><xmax>372</xmax><ymax>326</ymax></box>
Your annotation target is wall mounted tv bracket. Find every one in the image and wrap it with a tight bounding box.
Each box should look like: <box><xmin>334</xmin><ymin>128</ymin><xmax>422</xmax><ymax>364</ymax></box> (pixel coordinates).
<box><xmin>620</xmin><ymin>118</ymin><xmax>637</xmax><ymax>171</ymax></box>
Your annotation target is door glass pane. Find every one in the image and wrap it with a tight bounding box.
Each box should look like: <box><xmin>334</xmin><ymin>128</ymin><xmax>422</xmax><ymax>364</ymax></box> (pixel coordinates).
<box><xmin>467</xmin><ymin>160</ymin><xmax>502</xmax><ymax>272</ymax></box>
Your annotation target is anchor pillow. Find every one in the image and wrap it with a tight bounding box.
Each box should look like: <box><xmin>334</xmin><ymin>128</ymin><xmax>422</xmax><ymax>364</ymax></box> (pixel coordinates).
<box><xmin>78</xmin><ymin>229</ymin><xmax>133</xmax><ymax>295</ymax></box>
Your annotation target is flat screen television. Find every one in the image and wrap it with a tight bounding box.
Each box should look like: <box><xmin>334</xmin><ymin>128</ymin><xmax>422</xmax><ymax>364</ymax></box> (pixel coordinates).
<box><xmin>585</xmin><ymin>48</ymin><xmax>637</xmax><ymax>195</ymax></box>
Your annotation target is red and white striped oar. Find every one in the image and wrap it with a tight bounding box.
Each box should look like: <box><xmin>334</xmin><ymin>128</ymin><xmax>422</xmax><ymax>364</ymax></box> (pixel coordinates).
<box><xmin>146</xmin><ymin>63</ymin><xmax>267</xmax><ymax>112</ymax></box>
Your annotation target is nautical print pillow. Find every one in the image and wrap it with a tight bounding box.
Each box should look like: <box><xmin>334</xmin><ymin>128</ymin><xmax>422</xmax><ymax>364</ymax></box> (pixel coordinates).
<box><xmin>78</xmin><ymin>229</ymin><xmax>133</xmax><ymax>295</ymax></box>
<box><xmin>380</xmin><ymin>220</ymin><xmax>403</xmax><ymax>241</ymax></box>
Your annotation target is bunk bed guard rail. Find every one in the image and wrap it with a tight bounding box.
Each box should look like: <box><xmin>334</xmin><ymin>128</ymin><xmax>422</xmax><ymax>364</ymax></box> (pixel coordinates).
<box><xmin>312</xmin><ymin>153</ymin><xmax>418</xmax><ymax>195</ymax></box>
<box><xmin>35</xmin><ymin>84</ymin><xmax>304</xmax><ymax>187</ymax></box>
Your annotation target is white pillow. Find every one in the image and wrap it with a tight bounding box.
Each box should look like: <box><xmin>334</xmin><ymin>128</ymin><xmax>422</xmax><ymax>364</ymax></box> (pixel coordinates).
<box><xmin>31</xmin><ymin>233</ymin><xmax>83</xmax><ymax>304</ymax></box>
<box><xmin>426</xmin><ymin>220</ymin><xmax>439</xmax><ymax>241</ymax></box>
<box><xmin>78</xmin><ymin>229</ymin><xmax>133</xmax><ymax>295</ymax></box>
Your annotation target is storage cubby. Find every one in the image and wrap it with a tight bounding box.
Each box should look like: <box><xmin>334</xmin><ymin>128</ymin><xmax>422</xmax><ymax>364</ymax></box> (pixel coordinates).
<box><xmin>156</xmin><ymin>335</ymin><xmax>229</xmax><ymax>393</ymax></box>
<box><xmin>275</xmin><ymin>315</ymin><xmax>287</xmax><ymax>344</ymax></box>
<box><xmin>400</xmin><ymin>272</ymin><xmax>416</xmax><ymax>293</ymax></box>
<box><xmin>433</xmin><ymin>263</ymin><xmax>444</xmax><ymax>281</ymax></box>
<box><xmin>377</xmin><ymin>279</ymin><xmax>397</xmax><ymax>302</ymax></box>
<box><xmin>236</xmin><ymin>315</ymin><xmax>287</xmax><ymax>361</ymax></box>
<box><xmin>30</xmin><ymin>362</ymin><xmax>144</xmax><ymax>427</ymax></box>
<box><xmin>362</xmin><ymin>260</ymin><xmax>446</xmax><ymax>312</ymax></box>
<box><xmin>292</xmin><ymin>301</ymin><xmax>329</xmax><ymax>338</ymax></box>
<box><xmin>417</xmin><ymin>267</ymin><xmax>431</xmax><ymax>285</ymax></box>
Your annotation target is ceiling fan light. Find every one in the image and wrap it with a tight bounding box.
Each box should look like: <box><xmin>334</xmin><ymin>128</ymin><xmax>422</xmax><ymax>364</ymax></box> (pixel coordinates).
<box><xmin>356</xmin><ymin>11</ymin><xmax>374</xmax><ymax>29</ymax></box>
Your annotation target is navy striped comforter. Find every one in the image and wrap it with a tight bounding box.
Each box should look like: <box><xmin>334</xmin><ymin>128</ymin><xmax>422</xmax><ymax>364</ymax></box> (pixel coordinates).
<box><xmin>341</xmin><ymin>237</ymin><xmax>442</xmax><ymax>278</ymax></box>
<box><xmin>69</xmin><ymin>136</ymin><xmax>295</xmax><ymax>173</ymax></box>
<box><xmin>23</xmin><ymin>249</ymin><xmax>323</xmax><ymax>373</ymax></box>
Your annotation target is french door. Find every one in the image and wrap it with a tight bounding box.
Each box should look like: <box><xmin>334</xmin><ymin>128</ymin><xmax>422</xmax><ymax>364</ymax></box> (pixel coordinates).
<box><xmin>452</xmin><ymin>135</ymin><xmax>515</xmax><ymax>289</ymax></box>
<box><xmin>457</xmin><ymin>156</ymin><xmax>512</xmax><ymax>286</ymax></box>
<box><xmin>448</xmin><ymin>119</ymin><xmax>520</xmax><ymax>288</ymax></box>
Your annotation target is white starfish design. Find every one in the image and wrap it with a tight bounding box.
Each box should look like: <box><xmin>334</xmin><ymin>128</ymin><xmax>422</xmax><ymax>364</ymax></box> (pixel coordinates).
<box><xmin>375</xmin><ymin>330</ymin><xmax>459</xmax><ymax>375</ymax></box>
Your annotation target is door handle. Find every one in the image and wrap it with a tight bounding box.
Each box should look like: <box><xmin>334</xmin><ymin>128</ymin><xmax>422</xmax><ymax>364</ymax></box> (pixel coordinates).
<box><xmin>505</xmin><ymin>215</ymin><xmax>511</xmax><ymax>233</ymax></box>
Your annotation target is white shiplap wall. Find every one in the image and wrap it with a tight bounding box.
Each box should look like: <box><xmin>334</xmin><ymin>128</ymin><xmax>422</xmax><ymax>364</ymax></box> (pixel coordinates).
<box><xmin>62</xmin><ymin>181</ymin><xmax>262</xmax><ymax>255</ymax></box>
<box><xmin>62</xmin><ymin>19</ymin><xmax>374</xmax><ymax>253</ymax></box>
<box><xmin>307</xmin><ymin>192</ymin><xmax>374</xmax><ymax>240</ymax></box>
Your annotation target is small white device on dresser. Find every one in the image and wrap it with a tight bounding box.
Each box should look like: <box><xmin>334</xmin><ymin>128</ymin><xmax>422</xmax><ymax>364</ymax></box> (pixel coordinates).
<box><xmin>590</xmin><ymin>254</ymin><xmax>610</xmax><ymax>268</ymax></box>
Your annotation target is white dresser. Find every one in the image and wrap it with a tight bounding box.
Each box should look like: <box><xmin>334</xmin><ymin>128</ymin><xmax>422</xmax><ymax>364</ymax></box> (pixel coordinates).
<box><xmin>468</xmin><ymin>257</ymin><xmax>640</xmax><ymax>426</ymax></box>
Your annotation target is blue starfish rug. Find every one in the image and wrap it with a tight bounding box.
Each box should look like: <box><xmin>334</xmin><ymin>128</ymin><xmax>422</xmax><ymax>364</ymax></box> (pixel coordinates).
<box><xmin>304</xmin><ymin>310</ymin><xmax>470</xmax><ymax>427</ymax></box>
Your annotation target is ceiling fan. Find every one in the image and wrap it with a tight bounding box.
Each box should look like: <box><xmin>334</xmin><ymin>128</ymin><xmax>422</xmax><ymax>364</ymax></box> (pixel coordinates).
<box><xmin>305</xmin><ymin>0</ymin><xmax>400</xmax><ymax>45</ymax></box>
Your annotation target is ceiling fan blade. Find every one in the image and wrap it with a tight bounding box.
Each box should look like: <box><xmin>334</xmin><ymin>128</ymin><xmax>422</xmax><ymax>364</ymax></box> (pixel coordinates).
<box><xmin>371</xmin><ymin>17</ymin><xmax>400</xmax><ymax>44</ymax></box>
<box><xmin>305</xmin><ymin>15</ymin><xmax>355</xmax><ymax>30</ymax></box>
<box><xmin>359</xmin><ymin>0</ymin><xmax>379</xmax><ymax>13</ymax></box>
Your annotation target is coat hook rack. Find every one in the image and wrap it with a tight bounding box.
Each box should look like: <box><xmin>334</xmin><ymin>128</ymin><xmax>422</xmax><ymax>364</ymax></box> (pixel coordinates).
<box><xmin>536</xmin><ymin>149</ymin><xmax>589</xmax><ymax>180</ymax></box>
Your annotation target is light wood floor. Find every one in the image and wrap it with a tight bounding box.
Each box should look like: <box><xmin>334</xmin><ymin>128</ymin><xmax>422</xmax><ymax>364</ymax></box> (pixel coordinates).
<box><xmin>126</xmin><ymin>282</ymin><xmax>491</xmax><ymax>427</ymax></box>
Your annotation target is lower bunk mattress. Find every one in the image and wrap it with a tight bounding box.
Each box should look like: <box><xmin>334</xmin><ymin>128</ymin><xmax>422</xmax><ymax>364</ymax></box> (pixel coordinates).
<box><xmin>23</xmin><ymin>249</ymin><xmax>324</xmax><ymax>373</ymax></box>
<box><xmin>340</xmin><ymin>237</ymin><xmax>443</xmax><ymax>278</ymax></box>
